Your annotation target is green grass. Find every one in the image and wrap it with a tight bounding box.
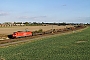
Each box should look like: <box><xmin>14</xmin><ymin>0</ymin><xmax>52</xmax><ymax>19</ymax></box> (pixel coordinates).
<box><xmin>0</xmin><ymin>27</ymin><xmax>90</xmax><ymax>60</ymax></box>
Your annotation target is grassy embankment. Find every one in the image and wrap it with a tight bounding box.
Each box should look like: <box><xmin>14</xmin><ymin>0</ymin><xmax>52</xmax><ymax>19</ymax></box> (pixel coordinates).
<box><xmin>0</xmin><ymin>27</ymin><xmax>90</xmax><ymax>60</ymax></box>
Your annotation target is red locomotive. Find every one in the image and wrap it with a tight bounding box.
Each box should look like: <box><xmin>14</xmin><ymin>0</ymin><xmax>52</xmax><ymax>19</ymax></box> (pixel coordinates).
<box><xmin>12</xmin><ymin>31</ymin><xmax>32</xmax><ymax>38</ymax></box>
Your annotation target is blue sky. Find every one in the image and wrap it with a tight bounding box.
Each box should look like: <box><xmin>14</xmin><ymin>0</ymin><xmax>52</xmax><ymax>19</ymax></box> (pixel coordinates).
<box><xmin>0</xmin><ymin>0</ymin><xmax>90</xmax><ymax>23</ymax></box>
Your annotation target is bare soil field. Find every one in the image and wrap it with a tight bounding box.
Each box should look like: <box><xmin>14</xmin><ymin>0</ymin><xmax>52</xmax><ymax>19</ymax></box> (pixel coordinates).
<box><xmin>0</xmin><ymin>25</ymin><xmax>73</xmax><ymax>35</ymax></box>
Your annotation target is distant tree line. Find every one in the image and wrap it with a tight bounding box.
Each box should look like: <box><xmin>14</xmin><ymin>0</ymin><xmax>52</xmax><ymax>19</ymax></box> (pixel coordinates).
<box><xmin>0</xmin><ymin>22</ymin><xmax>90</xmax><ymax>27</ymax></box>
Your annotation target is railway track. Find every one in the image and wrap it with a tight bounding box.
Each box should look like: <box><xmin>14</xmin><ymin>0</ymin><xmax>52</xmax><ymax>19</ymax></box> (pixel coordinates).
<box><xmin>0</xmin><ymin>26</ymin><xmax>86</xmax><ymax>47</ymax></box>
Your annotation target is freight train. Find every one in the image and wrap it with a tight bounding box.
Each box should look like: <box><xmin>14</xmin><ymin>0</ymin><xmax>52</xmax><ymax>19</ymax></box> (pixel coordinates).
<box><xmin>8</xmin><ymin>25</ymin><xmax>86</xmax><ymax>39</ymax></box>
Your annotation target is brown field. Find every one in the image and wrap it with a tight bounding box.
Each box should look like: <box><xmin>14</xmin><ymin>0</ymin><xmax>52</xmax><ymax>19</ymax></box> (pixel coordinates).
<box><xmin>0</xmin><ymin>25</ymin><xmax>73</xmax><ymax>35</ymax></box>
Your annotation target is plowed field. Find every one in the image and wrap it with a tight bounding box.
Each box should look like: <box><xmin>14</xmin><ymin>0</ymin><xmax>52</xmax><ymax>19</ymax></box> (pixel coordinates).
<box><xmin>0</xmin><ymin>25</ymin><xmax>73</xmax><ymax>34</ymax></box>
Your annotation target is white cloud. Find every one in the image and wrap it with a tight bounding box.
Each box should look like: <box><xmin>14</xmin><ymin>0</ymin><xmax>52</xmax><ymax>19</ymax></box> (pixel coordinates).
<box><xmin>68</xmin><ymin>17</ymin><xmax>90</xmax><ymax>23</ymax></box>
<box><xmin>0</xmin><ymin>12</ymin><xmax>8</xmax><ymax>16</ymax></box>
<box><xmin>18</xmin><ymin>16</ymin><xmax>30</xmax><ymax>19</ymax></box>
<box><xmin>17</xmin><ymin>16</ymin><xmax>47</xmax><ymax>19</ymax></box>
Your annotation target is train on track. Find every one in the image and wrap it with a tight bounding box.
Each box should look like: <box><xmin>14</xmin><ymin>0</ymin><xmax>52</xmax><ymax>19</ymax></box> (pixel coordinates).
<box><xmin>12</xmin><ymin>31</ymin><xmax>32</xmax><ymax>38</ymax></box>
<box><xmin>8</xmin><ymin>25</ymin><xmax>86</xmax><ymax>39</ymax></box>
